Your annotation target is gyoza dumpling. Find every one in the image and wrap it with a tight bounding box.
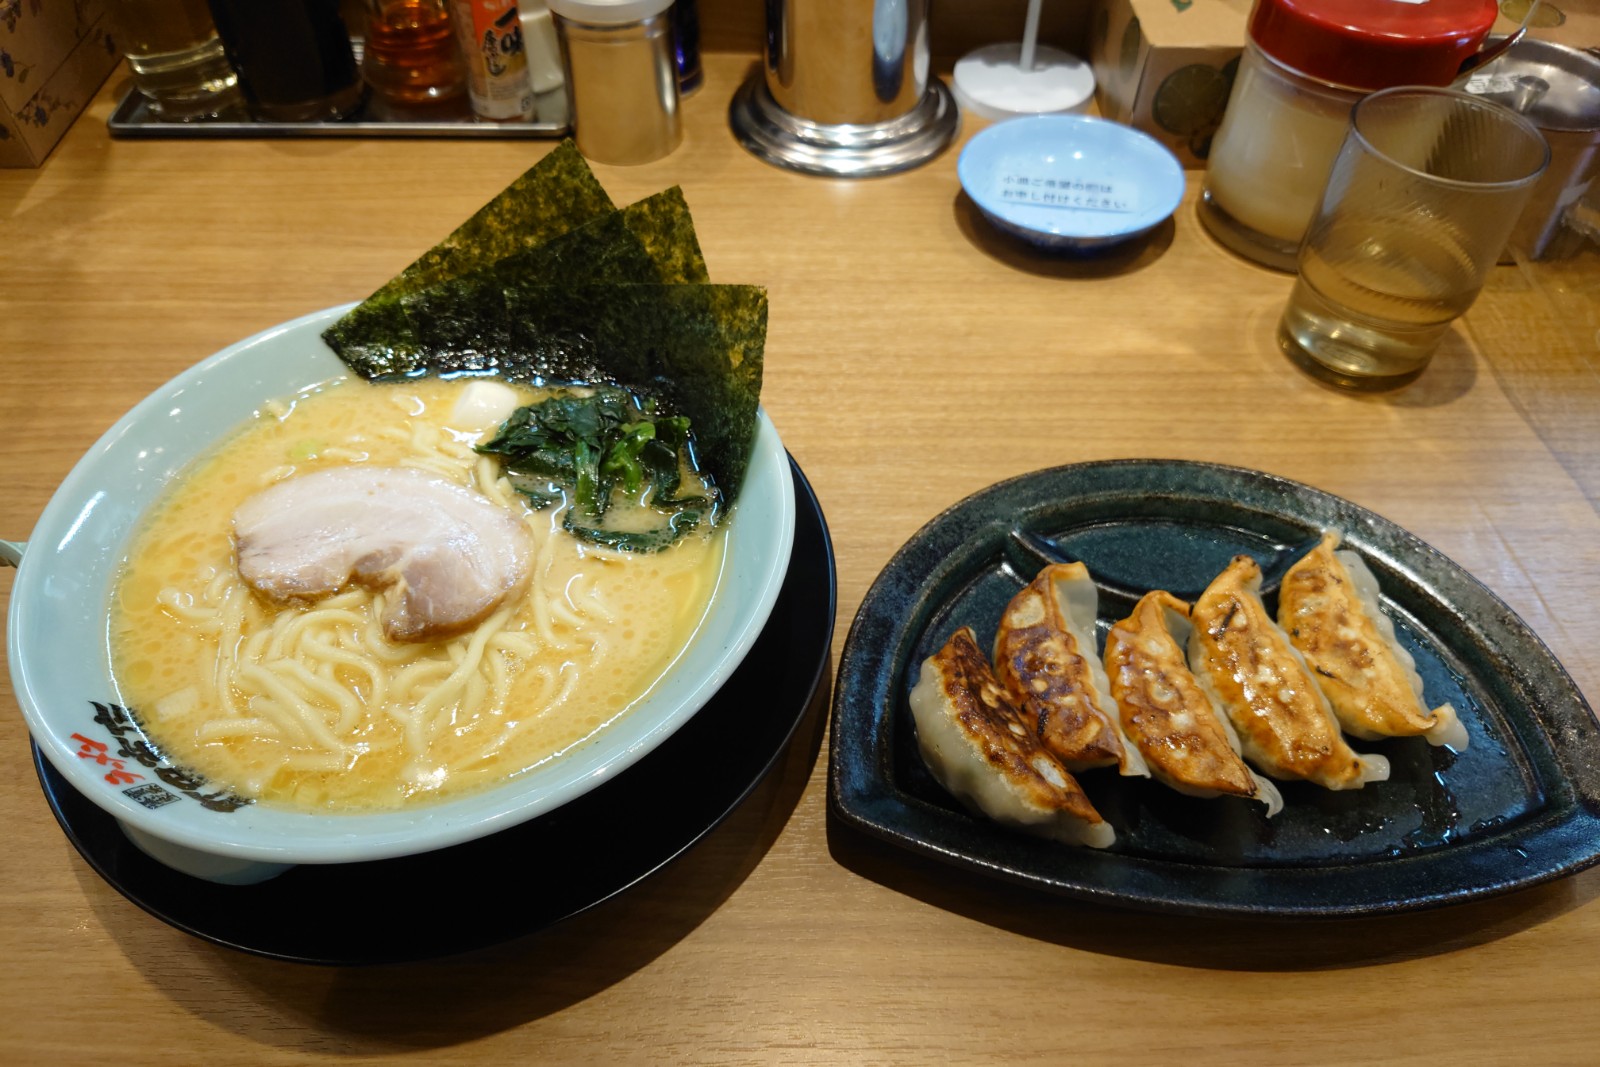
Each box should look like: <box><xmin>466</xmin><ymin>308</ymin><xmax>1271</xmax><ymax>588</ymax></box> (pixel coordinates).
<box><xmin>1188</xmin><ymin>556</ymin><xmax>1390</xmax><ymax>790</ymax></box>
<box><xmin>1278</xmin><ymin>531</ymin><xmax>1468</xmax><ymax>749</ymax></box>
<box><xmin>992</xmin><ymin>563</ymin><xmax>1149</xmax><ymax>778</ymax></box>
<box><xmin>909</xmin><ymin>627</ymin><xmax>1114</xmax><ymax>848</ymax></box>
<box><xmin>1104</xmin><ymin>590</ymin><xmax>1283</xmax><ymax>815</ymax></box>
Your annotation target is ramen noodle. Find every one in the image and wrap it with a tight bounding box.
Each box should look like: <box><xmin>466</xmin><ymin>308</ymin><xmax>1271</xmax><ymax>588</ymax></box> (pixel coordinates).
<box><xmin>109</xmin><ymin>375</ymin><xmax>725</xmax><ymax>812</ymax></box>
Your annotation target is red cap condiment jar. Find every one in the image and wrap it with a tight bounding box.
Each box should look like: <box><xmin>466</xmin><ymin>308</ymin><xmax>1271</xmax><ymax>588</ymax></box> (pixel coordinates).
<box><xmin>1200</xmin><ymin>0</ymin><xmax>1500</xmax><ymax>271</ymax></box>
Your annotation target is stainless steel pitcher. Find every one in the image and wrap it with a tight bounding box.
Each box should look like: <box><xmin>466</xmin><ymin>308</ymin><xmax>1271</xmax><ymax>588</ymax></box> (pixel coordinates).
<box><xmin>729</xmin><ymin>0</ymin><xmax>959</xmax><ymax>178</ymax></box>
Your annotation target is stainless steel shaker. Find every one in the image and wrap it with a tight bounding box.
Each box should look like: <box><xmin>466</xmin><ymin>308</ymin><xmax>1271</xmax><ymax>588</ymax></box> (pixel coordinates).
<box><xmin>729</xmin><ymin>0</ymin><xmax>959</xmax><ymax>177</ymax></box>
<box><xmin>547</xmin><ymin>0</ymin><xmax>681</xmax><ymax>165</ymax></box>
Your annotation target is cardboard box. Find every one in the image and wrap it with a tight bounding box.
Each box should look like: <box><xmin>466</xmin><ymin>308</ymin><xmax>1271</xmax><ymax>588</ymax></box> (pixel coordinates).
<box><xmin>1088</xmin><ymin>0</ymin><xmax>1250</xmax><ymax>167</ymax></box>
<box><xmin>1</xmin><ymin>0</ymin><xmax>119</xmax><ymax>167</ymax></box>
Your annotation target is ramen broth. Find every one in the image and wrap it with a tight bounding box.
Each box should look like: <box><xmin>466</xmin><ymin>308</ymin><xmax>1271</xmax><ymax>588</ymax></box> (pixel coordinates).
<box><xmin>109</xmin><ymin>376</ymin><xmax>725</xmax><ymax>812</ymax></box>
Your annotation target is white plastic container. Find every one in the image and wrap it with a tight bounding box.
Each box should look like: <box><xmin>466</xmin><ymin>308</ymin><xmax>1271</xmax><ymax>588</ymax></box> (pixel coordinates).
<box><xmin>1199</xmin><ymin>0</ymin><xmax>1501</xmax><ymax>272</ymax></box>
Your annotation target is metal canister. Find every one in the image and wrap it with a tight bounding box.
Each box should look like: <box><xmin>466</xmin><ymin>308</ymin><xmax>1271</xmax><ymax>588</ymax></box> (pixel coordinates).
<box><xmin>727</xmin><ymin>0</ymin><xmax>959</xmax><ymax>178</ymax></box>
<box><xmin>1465</xmin><ymin>37</ymin><xmax>1600</xmax><ymax>261</ymax></box>
<box><xmin>546</xmin><ymin>0</ymin><xmax>680</xmax><ymax>165</ymax></box>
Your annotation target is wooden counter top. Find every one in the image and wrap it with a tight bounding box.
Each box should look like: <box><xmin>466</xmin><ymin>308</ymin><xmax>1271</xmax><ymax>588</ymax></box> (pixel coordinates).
<box><xmin>3</xmin><ymin>54</ymin><xmax>1599</xmax><ymax>1064</ymax></box>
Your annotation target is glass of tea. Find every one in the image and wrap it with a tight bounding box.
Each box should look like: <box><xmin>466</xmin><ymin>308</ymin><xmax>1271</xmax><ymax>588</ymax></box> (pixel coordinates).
<box><xmin>1277</xmin><ymin>86</ymin><xmax>1550</xmax><ymax>390</ymax></box>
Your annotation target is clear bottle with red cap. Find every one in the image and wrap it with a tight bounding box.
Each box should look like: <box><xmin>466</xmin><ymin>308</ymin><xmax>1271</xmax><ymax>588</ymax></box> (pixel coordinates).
<box><xmin>1200</xmin><ymin>0</ymin><xmax>1501</xmax><ymax>271</ymax></box>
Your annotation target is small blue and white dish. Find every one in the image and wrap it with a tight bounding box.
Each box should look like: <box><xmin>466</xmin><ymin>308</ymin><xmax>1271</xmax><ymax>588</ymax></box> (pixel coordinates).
<box><xmin>958</xmin><ymin>115</ymin><xmax>1185</xmax><ymax>252</ymax></box>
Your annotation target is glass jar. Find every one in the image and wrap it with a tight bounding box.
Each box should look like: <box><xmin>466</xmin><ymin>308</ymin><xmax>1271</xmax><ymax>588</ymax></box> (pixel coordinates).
<box><xmin>1200</xmin><ymin>0</ymin><xmax>1501</xmax><ymax>272</ymax></box>
<box><xmin>362</xmin><ymin>0</ymin><xmax>467</xmax><ymax>111</ymax></box>
<box><xmin>102</xmin><ymin>0</ymin><xmax>246</xmax><ymax>120</ymax></box>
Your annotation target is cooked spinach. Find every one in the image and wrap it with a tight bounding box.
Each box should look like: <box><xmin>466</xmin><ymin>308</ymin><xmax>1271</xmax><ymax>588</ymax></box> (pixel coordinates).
<box><xmin>477</xmin><ymin>387</ymin><xmax>713</xmax><ymax>551</ymax></box>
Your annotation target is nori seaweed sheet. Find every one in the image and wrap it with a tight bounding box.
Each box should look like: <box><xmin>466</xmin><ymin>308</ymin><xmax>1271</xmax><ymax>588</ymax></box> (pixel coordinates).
<box><xmin>319</xmin><ymin>152</ymin><xmax>762</xmax><ymax>504</ymax></box>
<box><xmin>375</xmin><ymin>140</ymin><xmax>615</xmax><ymax>299</ymax></box>
<box><xmin>392</xmin><ymin>212</ymin><xmax>662</xmax><ymax>370</ymax></box>
<box><xmin>624</xmin><ymin>186</ymin><xmax>709</xmax><ymax>285</ymax></box>
<box><xmin>325</xmin><ymin>188</ymin><xmax>706</xmax><ymax>374</ymax></box>
<box><xmin>321</xmin><ymin>141</ymin><xmax>614</xmax><ymax>362</ymax></box>
<box><xmin>377</xmin><ymin>282</ymin><xmax>766</xmax><ymax>503</ymax></box>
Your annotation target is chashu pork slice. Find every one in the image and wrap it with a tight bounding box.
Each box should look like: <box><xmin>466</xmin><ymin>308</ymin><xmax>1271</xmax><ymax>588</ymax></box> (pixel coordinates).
<box><xmin>1188</xmin><ymin>555</ymin><xmax>1389</xmax><ymax>791</ymax></box>
<box><xmin>1104</xmin><ymin>590</ymin><xmax>1282</xmax><ymax>814</ymax></box>
<box><xmin>233</xmin><ymin>465</ymin><xmax>532</xmax><ymax>643</ymax></box>
<box><xmin>909</xmin><ymin>626</ymin><xmax>1113</xmax><ymax>848</ymax></box>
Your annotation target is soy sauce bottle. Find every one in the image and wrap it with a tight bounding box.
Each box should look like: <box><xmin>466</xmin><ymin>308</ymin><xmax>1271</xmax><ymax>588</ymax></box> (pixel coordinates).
<box><xmin>207</xmin><ymin>0</ymin><xmax>367</xmax><ymax>121</ymax></box>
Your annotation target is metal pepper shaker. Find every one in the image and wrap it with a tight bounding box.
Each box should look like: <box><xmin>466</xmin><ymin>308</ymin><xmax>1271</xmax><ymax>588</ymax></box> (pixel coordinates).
<box><xmin>546</xmin><ymin>0</ymin><xmax>681</xmax><ymax>165</ymax></box>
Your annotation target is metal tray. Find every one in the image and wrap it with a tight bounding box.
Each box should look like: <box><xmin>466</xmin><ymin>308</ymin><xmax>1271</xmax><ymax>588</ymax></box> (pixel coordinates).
<box><xmin>107</xmin><ymin>85</ymin><xmax>568</xmax><ymax>140</ymax></box>
<box><xmin>106</xmin><ymin>31</ymin><xmax>569</xmax><ymax>140</ymax></box>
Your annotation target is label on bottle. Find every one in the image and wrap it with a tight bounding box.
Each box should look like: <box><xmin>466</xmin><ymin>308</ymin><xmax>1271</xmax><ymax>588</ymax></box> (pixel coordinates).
<box><xmin>450</xmin><ymin>0</ymin><xmax>536</xmax><ymax>120</ymax></box>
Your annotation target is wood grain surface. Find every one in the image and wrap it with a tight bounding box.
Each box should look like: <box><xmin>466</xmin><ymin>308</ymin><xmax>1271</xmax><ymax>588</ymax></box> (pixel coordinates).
<box><xmin>3</xmin><ymin>51</ymin><xmax>1599</xmax><ymax>1067</ymax></box>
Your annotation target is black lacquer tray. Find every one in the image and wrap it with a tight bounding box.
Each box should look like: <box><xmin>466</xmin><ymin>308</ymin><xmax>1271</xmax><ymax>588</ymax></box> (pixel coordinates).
<box><xmin>34</xmin><ymin>458</ymin><xmax>834</xmax><ymax>964</ymax></box>
<box><xmin>830</xmin><ymin>459</ymin><xmax>1600</xmax><ymax>918</ymax></box>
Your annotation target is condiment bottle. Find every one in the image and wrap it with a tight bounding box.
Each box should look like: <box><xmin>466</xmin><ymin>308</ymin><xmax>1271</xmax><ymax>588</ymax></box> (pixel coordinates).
<box><xmin>361</xmin><ymin>0</ymin><xmax>467</xmax><ymax>110</ymax></box>
<box><xmin>1200</xmin><ymin>0</ymin><xmax>1500</xmax><ymax>271</ymax></box>
<box><xmin>207</xmin><ymin>0</ymin><xmax>366</xmax><ymax>122</ymax></box>
<box><xmin>546</xmin><ymin>0</ymin><xmax>681</xmax><ymax>165</ymax></box>
<box><xmin>671</xmin><ymin>0</ymin><xmax>701</xmax><ymax>95</ymax></box>
<box><xmin>448</xmin><ymin>0</ymin><xmax>538</xmax><ymax>120</ymax></box>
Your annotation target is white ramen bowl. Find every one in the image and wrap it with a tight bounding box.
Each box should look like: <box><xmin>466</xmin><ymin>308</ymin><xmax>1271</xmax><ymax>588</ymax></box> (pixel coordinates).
<box><xmin>7</xmin><ymin>305</ymin><xmax>795</xmax><ymax>884</ymax></box>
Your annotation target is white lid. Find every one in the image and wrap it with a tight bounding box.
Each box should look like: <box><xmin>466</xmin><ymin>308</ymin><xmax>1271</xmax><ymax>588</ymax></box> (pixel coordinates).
<box><xmin>952</xmin><ymin>43</ymin><xmax>1096</xmax><ymax>121</ymax></box>
<box><xmin>546</xmin><ymin>0</ymin><xmax>673</xmax><ymax>24</ymax></box>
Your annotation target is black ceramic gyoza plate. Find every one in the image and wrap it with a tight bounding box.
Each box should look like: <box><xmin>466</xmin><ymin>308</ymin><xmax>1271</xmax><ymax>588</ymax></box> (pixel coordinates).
<box><xmin>829</xmin><ymin>459</ymin><xmax>1600</xmax><ymax>918</ymax></box>
<box><xmin>33</xmin><ymin>459</ymin><xmax>834</xmax><ymax>965</ymax></box>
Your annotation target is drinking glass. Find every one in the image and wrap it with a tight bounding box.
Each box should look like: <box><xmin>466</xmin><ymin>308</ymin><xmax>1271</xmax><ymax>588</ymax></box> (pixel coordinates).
<box><xmin>103</xmin><ymin>0</ymin><xmax>246</xmax><ymax>119</ymax></box>
<box><xmin>1278</xmin><ymin>86</ymin><xmax>1550</xmax><ymax>390</ymax></box>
